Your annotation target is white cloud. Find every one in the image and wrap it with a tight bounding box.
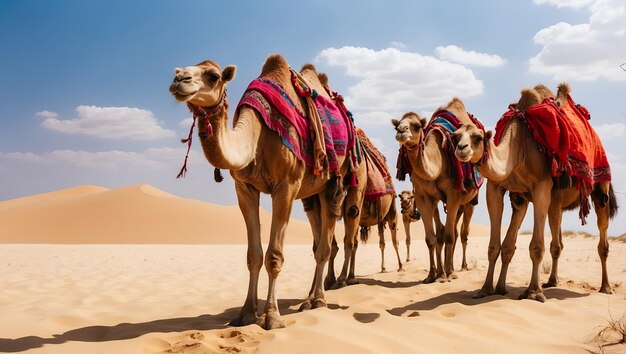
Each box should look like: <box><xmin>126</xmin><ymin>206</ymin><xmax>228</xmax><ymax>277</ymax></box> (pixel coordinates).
<box><xmin>179</xmin><ymin>117</ymin><xmax>194</xmax><ymax>127</ymax></box>
<box><xmin>529</xmin><ymin>0</ymin><xmax>626</xmax><ymax>81</ymax></box>
<box><xmin>533</xmin><ymin>0</ymin><xmax>595</xmax><ymax>8</ymax></box>
<box><xmin>40</xmin><ymin>105</ymin><xmax>176</xmax><ymax>140</ymax></box>
<box><xmin>35</xmin><ymin>110</ymin><xmax>59</xmax><ymax>119</ymax></box>
<box><xmin>0</xmin><ymin>147</ymin><xmax>202</xmax><ymax>170</ymax></box>
<box><xmin>390</xmin><ymin>41</ymin><xmax>407</xmax><ymax>49</ymax></box>
<box><xmin>315</xmin><ymin>46</ymin><xmax>484</xmax><ymax>112</ymax></box>
<box><xmin>593</xmin><ymin>122</ymin><xmax>626</xmax><ymax>140</ymax></box>
<box><xmin>435</xmin><ymin>45</ymin><xmax>506</xmax><ymax>67</ymax></box>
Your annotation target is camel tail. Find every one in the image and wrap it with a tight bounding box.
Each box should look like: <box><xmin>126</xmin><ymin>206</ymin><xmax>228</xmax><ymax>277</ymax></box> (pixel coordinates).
<box><xmin>360</xmin><ymin>226</ymin><xmax>370</xmax><ymax>243</ymax></box>
<box><xmin>609</xmin><ymin>183</ymin><xmax>618</xmax><ymax>220</ymax></box>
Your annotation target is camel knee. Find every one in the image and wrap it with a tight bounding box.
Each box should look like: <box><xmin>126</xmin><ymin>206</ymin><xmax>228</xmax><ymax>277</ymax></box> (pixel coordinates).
<box><xmin>487</xmin><ymin>244</ymin><xmax>501</xmax><ymax>262</ymax></box>
<box><xmin>597</xmin><ymin>242</ymin><xmax>609</xmax><ymax>259</ymax></box>
<box><xmin>529</xmin><ymin>242</ymin><xmax>544</xmax><ymax>261</ymax></box>
<box><xmin>264</xmin><ymin>251</ymin><xmax>285</xmax><ymax>277</ymax></box>
<box><xmin>501</xmin><ymin>246</ymin><xmax>516</xmax><ymax>264</ymax></box>
<box><xmin>549</xmin><ymin>243</ymin><xmax>563</xmax><ymax>258</ymax></box>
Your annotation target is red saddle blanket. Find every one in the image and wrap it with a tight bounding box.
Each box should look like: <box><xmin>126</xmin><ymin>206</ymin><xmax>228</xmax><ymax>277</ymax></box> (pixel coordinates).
<box><xmin>357</xmin><ymin>128</ymin><xmax>395</xmax><ymax>202</ymax></box>
<box><xmin>494</xmin><ymin>94</ymin><xmax>611</xmax><ymax>223</ymax></box>
<box><xmin>495</xmin><ymin>95</ymin><xmax>611</xmax><ymax>188</ymax></box>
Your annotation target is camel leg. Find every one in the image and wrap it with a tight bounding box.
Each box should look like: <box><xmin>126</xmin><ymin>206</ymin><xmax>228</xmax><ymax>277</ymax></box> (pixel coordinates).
<box><xmin>260</xmin><ymin>182</ymin><xmax>301</xmax><ymax>330</ymax></box>
<box><xmin>325</xmin><ymin>235</ymin><xmax>339</xmax><ymax>290</ymax></box>
<box><xmin>230</xmin><ymin>183</ymin><xmax>263</xmax><ymax>327</ymax></box>
<box><xmin>304</xmin><ymin>196</ymin><xmax>323</xmax><ymax>295</ymax></box>
<box><xmin>300</xmin><ymin>190</ymin><xmax>343</xmax><ymax>311</ymax></box>
<box><xmin>519</xmin><ymin>180</ymin><xmax>551</xmax><ymax>303</ymax></box>
<box><xmin>388</xmin><ymin>213</ymin><xmax>403</xmax><ymax>272</ymax></box>
<box><xmin>494</xmin><ymin>194</ymin><xmax>529</xmax><ymax>295</ymax></box>
<box><xmin>543</xmin><ymin>190</ymin><xmax>563</xmax><ymax>289</ymax></box>
<box><xmin>592</xmin><ymin>182</ymin><xmax>613</xmax><ymax>294</ymax></box>
<box><xmin>475</xmin><ymin>181</ymin><xmax>505</xmax><ymax>299</ymax></box>
<box><xmin>346</xmin><ymin>237</ymin><xmax>359</xmax><ymax>285</ymax></box>
<box><xmin>332</xmin><ymin>183</ymin><xmax>363</xmax><ymax>289</ymax></box>
<box><xmin>403</xmin><ymin>218</ymin><xmax>412</xmax><ymax>262</ymax></box>
<box><xmin>460</xmin><ymin>205</ymin><xmax>474</xmax><ymax>271</ymax></box>
<box><xmin>443</xmin><ymin>197</ymin><xmax>461</xmax><ymax>281</ymax></box>
<box><xmin>417</xmin><ymin>197</ymin><xmax>438</xmax><ymax>284</ymax></box>
<box><xmin>433</xmin><ymin>207</ymin><xmax>445</xmax><ymax>280</ymax></box>
<box><xmin>378</xmin><ymin>222</ymin><xmax>387</xmax><ymax>273</ymax></box>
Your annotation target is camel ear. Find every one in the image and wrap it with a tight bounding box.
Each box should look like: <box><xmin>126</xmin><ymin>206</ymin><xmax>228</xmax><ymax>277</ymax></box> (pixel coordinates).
<box><xmin>420</xmin><ymin>118</ymin><xmax>427</xmax><ymax>127</ymax></box>
<box><xmin>391</xmin><ymin>118</ymin><xmax>400</xmax><ymax>127</ymax></box>
<box><xmin>175</xmin><ymin>67</ymin><xmax>183</xmax><ymax>75</ymax></box>
<box><xmin>485</xmin><ymin>130</ymin><xmax>493</xmax><ymax>140</ymax></box>
<box><xmin>222</xmin><ymin>65</ymin><xmax>236</xmax><ymax>82</ymax></box>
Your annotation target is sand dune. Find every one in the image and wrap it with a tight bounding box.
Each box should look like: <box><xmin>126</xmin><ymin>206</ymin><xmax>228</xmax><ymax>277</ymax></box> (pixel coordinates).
<box><xmin>0</xmin><ymin>185</ymin><xmax>623</xmax><ymax>354</ymax></box>
<box><xmin>0</xmin><ymin>184</ymin><xmax>318</xmax><ymax>244</ymax></box>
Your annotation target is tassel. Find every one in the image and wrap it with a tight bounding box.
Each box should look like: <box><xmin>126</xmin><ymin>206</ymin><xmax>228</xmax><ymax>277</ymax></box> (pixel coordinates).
<box><xmin>177</xmin><ymin>117</ymin><xmax>196</xmax><ymax>179</ymax></box>
<box><xmin>214</xmin><ymin>168</ymin><xmax>224</xmax><ymax>183</ymax></box>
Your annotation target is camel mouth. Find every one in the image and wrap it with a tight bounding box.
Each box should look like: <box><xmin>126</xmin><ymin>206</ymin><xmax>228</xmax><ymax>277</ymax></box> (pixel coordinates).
<box><xmin>172</xmin><ymin>90</ymin><xmax>197</xmax><ymax>102</ymax></box>
<box><xmin>454</xmin><ymin>150</ymin><xmax>472</xmax><ymax>163</ymax></box>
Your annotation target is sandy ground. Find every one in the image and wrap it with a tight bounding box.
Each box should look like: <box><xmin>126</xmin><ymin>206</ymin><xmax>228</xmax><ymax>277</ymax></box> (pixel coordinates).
<box><xmin>0</xmin><ymin>185</ymin><xmax>624</xmax><ymax>354</ymax></box>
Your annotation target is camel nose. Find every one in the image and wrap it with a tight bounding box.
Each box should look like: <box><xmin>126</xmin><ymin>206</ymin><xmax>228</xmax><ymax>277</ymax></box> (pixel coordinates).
<box><xmin>457</xmin><ymin>143</ymin><xmax>468</xmax><ymax>151</ymax></box>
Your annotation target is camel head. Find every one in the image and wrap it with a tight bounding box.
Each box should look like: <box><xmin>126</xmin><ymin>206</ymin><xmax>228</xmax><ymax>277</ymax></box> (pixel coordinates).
<box><xmin>398</xmin><ymin>190</ymin><xmax>414</xmax><ymax>212</ymax></box>
<box><xmin>391</xmin><ymin>112</ymin><xmax>427</xmax><ymax>148</ymax></box>
<box><xmin>169</xmin><ymin>60</ymin><xmax>236</xmax><ymax>107</ymax></box>
<box><xmin>453</xmin><ymin>123</ymin><xmax>492</xmax><ymax>164</ymax></box>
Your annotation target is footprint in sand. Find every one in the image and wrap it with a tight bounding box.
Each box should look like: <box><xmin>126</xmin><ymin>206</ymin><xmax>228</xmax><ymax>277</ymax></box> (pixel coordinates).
<box><xmin>147</xmin><ymin>327</ymin><xmax>273</xmax><ymax>354</ymax></box>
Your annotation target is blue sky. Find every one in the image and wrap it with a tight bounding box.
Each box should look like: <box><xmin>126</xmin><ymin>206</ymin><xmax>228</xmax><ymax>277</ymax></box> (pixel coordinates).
<box><xmin>1</xmin><ymin>0</ymin><xmax>625</xmax><ymax>235</ymax></box>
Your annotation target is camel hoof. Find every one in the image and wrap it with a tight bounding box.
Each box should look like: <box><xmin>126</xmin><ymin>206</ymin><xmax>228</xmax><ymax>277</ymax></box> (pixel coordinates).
<box><xmin>474</xmin><ymin>287</ymin><xmax>494</xmax><ymax>299</ymax></box>
<box><xmin>398</xmin><ymin>267</ymin><xmax>405</xmax><ymax>273</ymax></box>
<box><xmin>448</xmin><ymin>272</ymin><xmax>458</xmax><ymax>280</ymax></box>
<box><xmin>423</xmin><ymin>274</ymin><xmax>437</xmax><ymax>284</ymax></box>
<box><xmin>299</xmin><ymin>300</ymin><xmax>312</xmax><ymax>312</ymax></box>
<box><xmin>332</xmin><ymin>280</ymin><xmax>348</xmax><ymax>290</ymax></box>
<box><xmin>229</xmin><ymin>312</ymin><xmax>258</xmax><ymax>327</ymax></box>
<box><xmin>519</xmin><ymin>289</ymin><xmax>546</xmax><ymax>303</ymax></box>
<box><xmin>263</xmin><ymin>313</ymin><xmax>285</xmax><ymax>330</ymax></box>
<box><xmin>542</xmin><ymin>280</ymin><xmax>559</xmax><ymax>289</ymax></box>
<box><xmin>599</xmin><ymin>285</ymin><xmax>614</xmax><ymax>294</ymax></box>
<box><xmin>324</xmin><ymin>277</ymin><xmax>336</xmax><ymax>291</ymax></box>
<box><xmin>461</xmin><ymin>265</ymin><xmax>468</xmax><ymax>271</ymax></box>
<box><xmin>380</xmin><ymin>268</ymin><xmax>387</xmax><ymax>273</ymax></box>
<box><xmin>494</xmin><ymin>286</ymin><xmax>508</xmax><ymax>296</ymax></box>
<box><xmin>406</xmin><ymin>258</ymin><xmax>410</xmax><ymax>263</ymax></box>
<box><xmin>312</xmin><ymin>298</ymin><xmax>327</xmax><ymax>309</ymax></box>
<box><xmin>346</xmin><ymin>278</ymin><xmax>359</xmax><ymax>286</ymax></box>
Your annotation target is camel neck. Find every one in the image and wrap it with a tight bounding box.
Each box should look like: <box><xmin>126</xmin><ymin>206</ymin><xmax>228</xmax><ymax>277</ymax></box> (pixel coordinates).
<box><xmin>408</xmin><ymin>130</ymin><xmax>443</xmax><ymax>181</ymax></box>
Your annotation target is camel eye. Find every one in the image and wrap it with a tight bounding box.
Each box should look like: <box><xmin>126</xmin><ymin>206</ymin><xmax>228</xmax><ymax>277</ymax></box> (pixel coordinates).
<box><xmin>474</xmin><ymin>136</ymin><xmax>483</xmax><ymax>143</ymax></box>
<box><xmin>206</xmin><ymin>72</ymin><xmax>220</xmax><ymax>83</ymax></box>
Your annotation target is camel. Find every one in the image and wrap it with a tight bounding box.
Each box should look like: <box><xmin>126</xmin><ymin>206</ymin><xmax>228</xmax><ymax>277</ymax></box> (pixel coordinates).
<box><xmin>398</xmin><ymin>190</ymin><xmax>420</xmax><ymax>262</ymax></box>
<box><xmin>391</xmin><ymin>98</ymin><xmax>481</xmax><ymax>283</ymax></box>
<box><xmin>453</xmin><ymin>84</ymin><xmax>618</xmax><ymax>301</ymax></box>
<box><xmin>169</xmin><ymin>55</ymin><xmax>357</xmax><ymax>329</ymax></box>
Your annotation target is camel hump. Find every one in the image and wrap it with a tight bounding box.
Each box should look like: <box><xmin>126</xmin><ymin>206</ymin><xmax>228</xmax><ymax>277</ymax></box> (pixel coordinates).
<box><xmin>261</xmin><ymin>54</ymin><xmax>290</xmax><ymax>76</ymax></box>
<box><xmin>301</xmin><ymin>63</ymin><xmax>318</xmax><ymax>74</ymax></box>
<box><xmin>448</xmin><ymin>97</ymin><xmax>466</xmax><ymax>110</ymax></box>
<box><xmin>557</xmin><ymin>82</ymin><xmax>571</xmax><ymax>97</ymax></box>
<box><xmin>517</xmin><ymin>88</ymin><xmax>542</xmax><ymax>110</ymax></box>
<box><xmin>533</xmin><ymin>84</ymin><xmax>554</xmax><ymax>100</ymax></box>
<box><xmin>317</xmin><ymin>72</ymin><xmax>329</xmax><ymax>87</ymax></box>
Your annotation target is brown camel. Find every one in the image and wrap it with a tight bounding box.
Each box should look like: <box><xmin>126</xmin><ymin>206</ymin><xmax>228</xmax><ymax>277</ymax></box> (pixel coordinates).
<box><xmin>453</xmin><ymin>84</ymin><xmax>618</xmax><ymax>301</ymax></box>
<box><xmin>391</xmin><ymin>98</ymin><xmax>480</xmax><ymax>283</ymax></box>
<box><xmin>169</xmin><ymin>55</ymin><xmax>356</xmax><ymax>329</ymax></box>
<box><xmin>398</xmin><ymin>190</ymin><xmax>474</xmax><ymax>268</ymax></box>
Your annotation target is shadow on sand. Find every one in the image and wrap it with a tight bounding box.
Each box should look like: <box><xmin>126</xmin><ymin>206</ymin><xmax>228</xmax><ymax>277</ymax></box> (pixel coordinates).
<box><xmin>386</xmin><ymin>286</ymin><xmax>590</xmax><ymax>317</ymax></box>
<box><xmin>0</xmin><ymin>297</ymin><xmax>341</xmax><ymax>353</ymax></box>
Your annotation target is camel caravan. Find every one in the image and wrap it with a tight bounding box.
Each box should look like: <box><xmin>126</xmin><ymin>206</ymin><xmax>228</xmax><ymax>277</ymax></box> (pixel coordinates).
<box><xmin>168</xmin><ymin>54</ymin><xmax>617</xmax><ymax>329</ymax></box>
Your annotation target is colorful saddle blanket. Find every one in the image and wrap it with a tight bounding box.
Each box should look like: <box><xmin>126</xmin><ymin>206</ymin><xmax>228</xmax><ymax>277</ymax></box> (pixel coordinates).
<box><xmin>356</xmin><ymin>128</ymin><xmax>395</xmax><ymax>202</ymax></box>
<box><xmin>397</xmin><ymin>109</ymin><xmax>483</xmax><ymax>192</ymax></box>
<box><xmin>236</xmin><ymin>77</ymin><xmax>353</xmax><ymax>173</ymax></box>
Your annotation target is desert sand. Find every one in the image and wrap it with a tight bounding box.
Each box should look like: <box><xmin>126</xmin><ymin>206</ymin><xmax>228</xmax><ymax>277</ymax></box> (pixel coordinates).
<box><xmin>0</xmin><ymin>185</ymin><xmax>624</xmax><ymax>354</ymax></box>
